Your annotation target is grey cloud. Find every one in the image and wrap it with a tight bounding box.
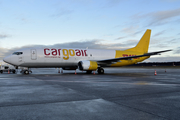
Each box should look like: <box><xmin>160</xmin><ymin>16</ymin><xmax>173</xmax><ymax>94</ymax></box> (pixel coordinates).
<box><xmin>148</xmin><ymin>8</ymin><xmax>180</xmax><ymax>26</ymax></box>
<box><xmin>121</xmin><ymin>26</ymin><xmax>139</xmax><ymax>34</ymax></box>
<box><xmin>51</xmin><ymin>9</ymin><xmax>73</xmax><ymax>18</ymax></box>
<box><xmin>103</xmin><ymin>34</ymin><xmax>113</xmax><ymax>37</ymax></box>
<box><xmin>122</xmin><ymin>40</ymin><xmax>138</xmax><ymax>47</ymax></box>
<box><xmin>0</xmin><ymin>48</ymin><xmax>8</xmax><ymax>58</ymax></box>
<box><xmin>49</xmin><ymin>39</ymin><xmax>126</xmax><ymax>49</ymax></box>
<box><xmin>115</xmin><ymin>36</ymin><xmax>126</xmax><ymax>40</ymax></box>
<box><xmin>153</xmin><ymin>30</ymin><xmax>166</xmax><ymax>37</ymax></box>
<box><xmin>133</xmin><ymin>8</ymin><xmax>180</xmax><ymax>26</ymax></box>
<box><xmin>49</xmin><ymin>40</ymin><xmax>104</xmax><ymax>49</ymax></box>
<box><xmin>150</xmin><ymin>36</ymin><xmax>173</xmax><ymax>45</ymax></box>
<box><xmin>173</xmin><ymin>47</ymin><xmax>180</xmax><ymax>54</ymax></box>
<box><xmin>0</xmin><ymin>34</ymin><xmax>11</xmax><ymax>39</ymax></box>
<box><xmin>105</xmin><ymin>0</ymin><xmax>124</xmax><ymax>7</ymax></box>
<box><xmin>167</xmin><ymin>38</ymin><xmax>180</xmax><ymax>43</ymax></box>
<box><xmin>151</xmin><ymin>43</ymin><xmax>169</xmax><ymax>48</ymax></box>
<box><xmin>120</xmin><ymin>27</ymin><xmax>143</xmax><ymax>40</ymax></box>
<box><xmin>93</xmin><ymin>0</ymin><xmax>124</xmax><ymax>8</ymax></box>
<box><xmin>161</xmin><ymin>0</ymin><xmax>180</xmax><ymax>2</ymax></box>
<box><xmin>116</xmin><ymin>29</ymin><xmax>143</xmax><ymax>41</ymax></box>
<box><xmin>21</xmin><ymin>18</ymin><xmax>28</xmax><ymax>22</ymax></box>
<box><xmin>132</xmin><ymin>31</ymin><xmax>142</xmax><ymax>36</ymax></box>
<box><xmin>1</xmin><ymin>45</ymin><xmax>39</xmax><ymax>59</ymax></box>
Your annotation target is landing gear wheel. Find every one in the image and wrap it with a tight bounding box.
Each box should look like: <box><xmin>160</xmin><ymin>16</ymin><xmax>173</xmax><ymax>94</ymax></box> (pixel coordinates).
<box><xmin>24</xmin><ymin>70</ymin><xmax>29</xmax><ymax>75</ymax></box>
<box><xmin>12</xmin><ymin>70</ymin><xmax>16</xmax><ymax>74</ymax></box>
<box><xmin>86</xmin><ymin>70</ymin><xmax>92</xmax><ymax>74</ymax></box>
<box><xmin>97</xmin><ymin>67</ymin><xmax>104</xmax><ymax>74</ymax></box>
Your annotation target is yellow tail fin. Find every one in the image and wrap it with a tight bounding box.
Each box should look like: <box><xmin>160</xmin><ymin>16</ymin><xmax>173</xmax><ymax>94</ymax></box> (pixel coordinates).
<box><xmin>125</xmin><ymin>29</ymin><xmax>151</xmax><ymax>54</ymax></box>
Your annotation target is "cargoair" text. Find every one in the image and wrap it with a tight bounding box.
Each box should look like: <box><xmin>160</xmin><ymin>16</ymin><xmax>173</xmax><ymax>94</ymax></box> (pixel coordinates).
<box><xmin>44</xmin><ymin>48</ymin><xmax>87</xmax><ymax>60</ymax></box>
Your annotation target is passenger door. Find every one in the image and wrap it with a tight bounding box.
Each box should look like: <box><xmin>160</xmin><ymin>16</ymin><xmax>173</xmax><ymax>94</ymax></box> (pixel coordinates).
<box><xmin>31</xmin><ymin>49</ymin><xmax>37</xmax><ymax>60</ymax></box>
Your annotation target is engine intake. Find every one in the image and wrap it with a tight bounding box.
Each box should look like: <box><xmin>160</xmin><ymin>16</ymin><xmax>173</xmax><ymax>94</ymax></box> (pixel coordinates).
<box><xmin>78</xmin><ymin>60</ymin><xmax>98</xmax><ymax>71</ymax></box>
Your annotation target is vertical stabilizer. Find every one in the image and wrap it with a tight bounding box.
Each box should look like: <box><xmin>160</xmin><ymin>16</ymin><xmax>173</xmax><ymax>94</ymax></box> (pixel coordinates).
<box><xmin>125</xmin><ymin>29</ymin><xmax>151</xmax><ymax>54</ymax></box>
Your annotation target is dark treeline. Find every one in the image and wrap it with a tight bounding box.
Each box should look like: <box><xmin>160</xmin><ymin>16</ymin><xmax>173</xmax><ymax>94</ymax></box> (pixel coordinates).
<box><xmin>130</xmin><ymin>62</ymin><xmax>180</xmax><ymax>66</ymax></box>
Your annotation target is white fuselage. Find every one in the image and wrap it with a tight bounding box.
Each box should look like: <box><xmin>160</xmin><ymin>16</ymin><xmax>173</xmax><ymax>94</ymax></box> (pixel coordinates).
<box><xmin>3</xmin><ymin>48</ymin><xmax>117</xmax><ymax>68</ymax></box>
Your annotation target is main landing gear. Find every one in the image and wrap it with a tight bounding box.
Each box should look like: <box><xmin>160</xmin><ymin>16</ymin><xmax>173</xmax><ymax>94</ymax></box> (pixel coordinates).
<box><xmin>20</xmin><ymin>69</ymin><xmax>32</xmax><ymax>75</ymax></box>
<box><xmin>85</xmin><ymin>67</ymin><xmax>104</xmax><ymax>74</ymax></box>
<box><xmin>97</xmin><ymin>67</ymin><xmax>104</xmax><ymax>74</ymax></box>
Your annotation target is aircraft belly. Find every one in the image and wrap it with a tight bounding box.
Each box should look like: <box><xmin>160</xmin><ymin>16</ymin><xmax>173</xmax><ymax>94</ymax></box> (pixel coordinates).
<box><xmin>19</xmin><ymin>62</ymin><xmax>77</xmax><ymax>68</ymax></box>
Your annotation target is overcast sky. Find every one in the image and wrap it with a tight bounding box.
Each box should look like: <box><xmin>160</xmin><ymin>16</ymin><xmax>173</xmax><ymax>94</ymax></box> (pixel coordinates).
<box><xmin>0</xmin><ymin>0</ymin><xmax>180</xmax><ymax>62</ymax></box>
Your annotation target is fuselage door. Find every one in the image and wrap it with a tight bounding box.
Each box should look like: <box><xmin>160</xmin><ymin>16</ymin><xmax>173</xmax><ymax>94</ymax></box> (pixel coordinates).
<box><xmin>31</xmin><ymin>49</ymin><xmax>37</xmax><ymax>60</ymax></box>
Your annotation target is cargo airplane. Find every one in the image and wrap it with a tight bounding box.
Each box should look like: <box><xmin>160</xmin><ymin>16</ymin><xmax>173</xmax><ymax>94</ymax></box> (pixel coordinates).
<box><xmin>3</xmin><ymin>29</ymin><xmax>171</xmax><ymax>74</ymax></box>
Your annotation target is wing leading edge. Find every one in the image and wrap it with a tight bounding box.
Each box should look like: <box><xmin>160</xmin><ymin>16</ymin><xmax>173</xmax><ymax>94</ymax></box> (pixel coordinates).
<box><xmin>97</xmin><ymin>49</ymin><xmax>172</xmax><ymax>63</ymax></box>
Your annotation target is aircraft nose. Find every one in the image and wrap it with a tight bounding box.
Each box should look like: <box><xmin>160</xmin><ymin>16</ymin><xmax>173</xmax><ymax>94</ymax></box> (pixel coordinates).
<box><xmin>3</xmin><ymin>56</ymin><xmax>12</xmax><ymax>64</ymax></box>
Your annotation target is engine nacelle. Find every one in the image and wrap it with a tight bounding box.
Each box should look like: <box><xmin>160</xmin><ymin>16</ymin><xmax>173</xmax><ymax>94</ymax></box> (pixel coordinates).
<box><xmin>78</xmin><ymin>60</ymin><xmax>98</xmax><ymax>71</ymax></box>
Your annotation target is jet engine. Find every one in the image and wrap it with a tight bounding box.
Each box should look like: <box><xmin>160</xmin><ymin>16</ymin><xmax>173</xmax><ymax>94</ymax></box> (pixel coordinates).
<box><xmin>78</xmin><ymin>60</ymin><xmax>98</xmax><ymax>71</ymax></box>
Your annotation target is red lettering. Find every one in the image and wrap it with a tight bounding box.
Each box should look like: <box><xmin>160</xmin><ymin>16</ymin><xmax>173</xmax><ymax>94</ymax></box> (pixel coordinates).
<box><xmin>44</xmin><ymin>48</ymin><xmax>50</xmax><ymax>55</ymax></box>
<box><xmin>75</xmin><ymin>49</ymin><xmax>81</xmax><ymax>56</ymax></box>
<box><xmin>84</xmin><ymin>50</ymin><xmax>87</xmax><ymax>56</ymax></box>
<box><xmin>51</xmin><ymin>49</ymin><xmax>57</xmax><ymax>56</ymax></box>
<box><xmin>122</xmin><ymin>54</ymin><xmax>139</xmax><ymax>59</ymax></box>
<box><xmin>44</xmin><ymin>48</ymin><xmax>88</xmax><ymax>57</ymax></box>
<box><xmin>58</xmin><ymin>49</ymin><xmax>61</xmax><ymax>56</ymax></box>
<box><xmin>81</xmin><ymin>50</ymin><xmax>84</xmax><ymax>56</ymax></box>
<box><xmin>123</xmin><ymin>54</ymin><xmax>128</xmax><ymax>57</ymax></box>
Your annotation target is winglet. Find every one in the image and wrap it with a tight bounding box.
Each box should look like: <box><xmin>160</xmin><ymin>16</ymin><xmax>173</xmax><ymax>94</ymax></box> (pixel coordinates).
<box><xmin>126</xmin><ymin>29</ymin><xmax>151</xmax><ymax>54</ymax></box>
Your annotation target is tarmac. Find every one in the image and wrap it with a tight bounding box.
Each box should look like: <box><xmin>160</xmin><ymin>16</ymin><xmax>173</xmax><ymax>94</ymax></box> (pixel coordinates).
<box><xmin>0</xmin><ymin>67</ymin><xmax>180</xmax><ymax>120</ymax></box>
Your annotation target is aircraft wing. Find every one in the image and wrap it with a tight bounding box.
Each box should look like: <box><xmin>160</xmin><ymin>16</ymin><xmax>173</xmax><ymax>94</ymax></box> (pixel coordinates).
<box><xmin>97</xmin><ymin>49</ymin><xmax>172</xmax><ymax>63</ymax></box>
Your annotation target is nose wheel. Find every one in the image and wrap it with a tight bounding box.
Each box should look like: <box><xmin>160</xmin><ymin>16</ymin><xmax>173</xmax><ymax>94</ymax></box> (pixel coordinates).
<box><xmin>97</xmin><ymin>67</ymin><xmax>104</xmax><ymax>74</ymax></box>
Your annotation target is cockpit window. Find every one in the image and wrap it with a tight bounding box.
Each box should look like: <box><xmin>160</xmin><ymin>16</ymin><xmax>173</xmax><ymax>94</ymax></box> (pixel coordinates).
<box><xmin>12</xmin><ymin>52</ymin><xmax>23</xmax><ymax>55</ymax></box>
